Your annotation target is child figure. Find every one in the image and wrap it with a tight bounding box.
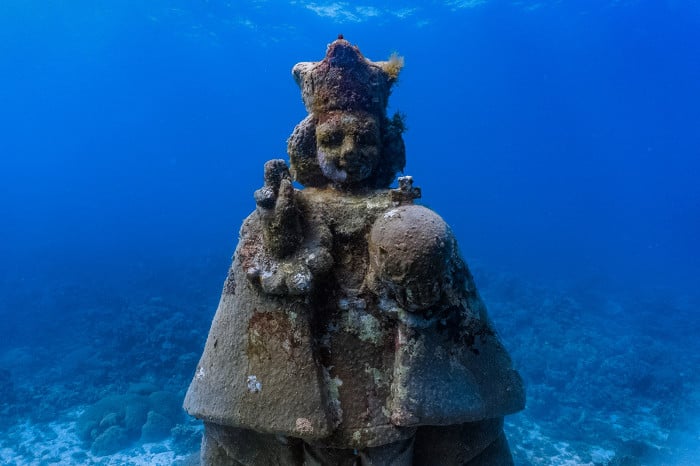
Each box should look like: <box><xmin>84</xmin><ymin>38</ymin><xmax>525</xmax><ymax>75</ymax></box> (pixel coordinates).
<box><xmin>184</xmin><ymin>37</ymin><xmax>525</xmax><ymax>465</ymax></box>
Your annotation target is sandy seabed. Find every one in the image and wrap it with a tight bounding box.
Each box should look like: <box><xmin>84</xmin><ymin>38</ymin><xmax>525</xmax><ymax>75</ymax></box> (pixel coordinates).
<box><xmin>0</xmin><ymin>415</ymin><xmax>198</xmax><ymax>465</ymax></box>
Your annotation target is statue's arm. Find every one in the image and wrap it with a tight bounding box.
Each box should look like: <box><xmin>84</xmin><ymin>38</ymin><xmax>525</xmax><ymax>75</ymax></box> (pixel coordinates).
<box><xmin>254</xmin><ymin>159</ymin><xmax>302</xmax><ymax>258</ymax></box>
<box><xmin>246</xmin><ymin>159</ymin><xmax>332</xmax><ymax>296</ymax></box>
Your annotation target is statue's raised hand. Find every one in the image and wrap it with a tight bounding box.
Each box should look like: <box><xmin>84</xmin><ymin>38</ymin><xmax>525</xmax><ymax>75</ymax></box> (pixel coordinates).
<box><xmin>254</xmin><ymin>159</ymin><xmax>302</xmax><ymax>258</ymax></box>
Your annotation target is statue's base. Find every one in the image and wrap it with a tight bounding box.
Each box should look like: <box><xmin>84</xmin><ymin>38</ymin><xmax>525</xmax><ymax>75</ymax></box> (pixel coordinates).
<box><xmin>199</xmin><ymin>418</ymin><xmax>514</xmax><ymax>466</ymax></box>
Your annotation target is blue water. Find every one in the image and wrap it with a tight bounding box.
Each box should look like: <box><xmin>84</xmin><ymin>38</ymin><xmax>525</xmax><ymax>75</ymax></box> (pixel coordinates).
<box><xmin>1</xmin><ymin>1</ymin><xmax>699</xmax><ymax>465</ymax></box>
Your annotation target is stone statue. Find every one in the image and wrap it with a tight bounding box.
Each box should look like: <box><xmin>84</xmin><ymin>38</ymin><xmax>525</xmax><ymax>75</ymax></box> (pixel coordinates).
<box><xmin>184</xmin><ymin>37</ymin><xmax>525</xmax><ymax>465</ymax></box>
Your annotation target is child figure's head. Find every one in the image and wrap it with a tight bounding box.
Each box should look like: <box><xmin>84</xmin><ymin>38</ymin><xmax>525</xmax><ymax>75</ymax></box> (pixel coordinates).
<box><xmin>288</xmin><ymin>38</ymin><xmax>405</xmax><ymax>190</ymax></box>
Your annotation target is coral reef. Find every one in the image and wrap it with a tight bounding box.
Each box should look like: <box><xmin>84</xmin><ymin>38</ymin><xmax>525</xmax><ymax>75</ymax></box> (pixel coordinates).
<box><xmin>77</xmin><ymin>384</ymin><xmax>182</xmax><ymax>456</ymax></box>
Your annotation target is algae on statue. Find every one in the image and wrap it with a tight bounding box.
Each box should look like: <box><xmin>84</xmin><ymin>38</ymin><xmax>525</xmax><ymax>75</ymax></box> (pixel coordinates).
<box><xmin>184</xmin><ymin>36</ymin><xmax>525</xmax><ymax>465</ymax></box>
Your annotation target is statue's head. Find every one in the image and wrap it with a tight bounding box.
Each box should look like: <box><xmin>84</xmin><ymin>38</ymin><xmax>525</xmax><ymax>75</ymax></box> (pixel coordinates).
<box><xmin>288</xmin><ymin>37</ymin><xmax>406</xmax><ymax>190</ymax></box>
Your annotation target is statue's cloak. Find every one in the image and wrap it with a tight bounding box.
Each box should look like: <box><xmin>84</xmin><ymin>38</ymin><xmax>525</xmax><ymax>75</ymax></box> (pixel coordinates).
<box><xmin>184</xmin><ymin>190</ymin><xmax>525</xmax><ymax>448</ymax></box>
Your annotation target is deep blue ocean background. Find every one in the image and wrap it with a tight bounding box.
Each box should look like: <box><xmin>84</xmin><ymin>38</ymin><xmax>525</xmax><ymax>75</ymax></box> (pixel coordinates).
<box><xmin>1</xmin><ymin>1</ymin><xmax>699</xmax><ymax>465</ymax></box>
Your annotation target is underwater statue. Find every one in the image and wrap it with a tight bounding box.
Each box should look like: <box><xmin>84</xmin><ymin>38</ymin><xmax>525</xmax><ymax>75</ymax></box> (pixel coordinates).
<box><xmin>184</xmin><ymin>37</ymin><xmax>525</xmax><ymax>465</ymax></box>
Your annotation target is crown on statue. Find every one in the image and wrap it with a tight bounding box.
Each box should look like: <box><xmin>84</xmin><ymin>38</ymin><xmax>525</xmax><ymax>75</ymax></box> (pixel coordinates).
<box><xmin>292</xmin><ymin>36</ymin><xmax>402</xmax><ymax>116</ymax></box>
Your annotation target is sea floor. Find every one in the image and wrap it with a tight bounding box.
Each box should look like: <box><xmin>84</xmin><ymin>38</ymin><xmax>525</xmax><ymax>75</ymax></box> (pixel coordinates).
<box><xmin>1</xmin><ymin>264</ymin><xmax>698</xmax><ymax>465</ymax></box>
<box><xmin>0</xmin><ymin>417</ymin><xmax>199</xmax><ymax>466</ymax></box>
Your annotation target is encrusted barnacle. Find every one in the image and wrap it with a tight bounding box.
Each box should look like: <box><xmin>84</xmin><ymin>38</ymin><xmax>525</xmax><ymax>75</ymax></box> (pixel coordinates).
<box><xmin>246</xmin><ymin>375</ymin><xmax>262</xmax><ymax>393</ymax></box>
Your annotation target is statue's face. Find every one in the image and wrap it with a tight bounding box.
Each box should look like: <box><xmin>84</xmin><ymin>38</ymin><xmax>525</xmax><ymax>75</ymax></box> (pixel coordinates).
<box><xmin>315</xmin><ymin>112</ymin><xmax>381</xmax><ymax>185</ymax></box>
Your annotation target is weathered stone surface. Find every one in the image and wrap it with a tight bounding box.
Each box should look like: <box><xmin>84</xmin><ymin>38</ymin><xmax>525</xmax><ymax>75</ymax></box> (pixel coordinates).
<box><xmin>292</xmin><ymin>39</ymin><xmax>396</xmax><ymax>115</ymax></box>
<box><xmin>184</xmin><ymin>36</ymin><xmax>525</xmax><ymax>465</ymax></box>
<box><xmin>182</xmin><ymin>231</ymin><xmax>334</xmax><ymax>439</ymax></box>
